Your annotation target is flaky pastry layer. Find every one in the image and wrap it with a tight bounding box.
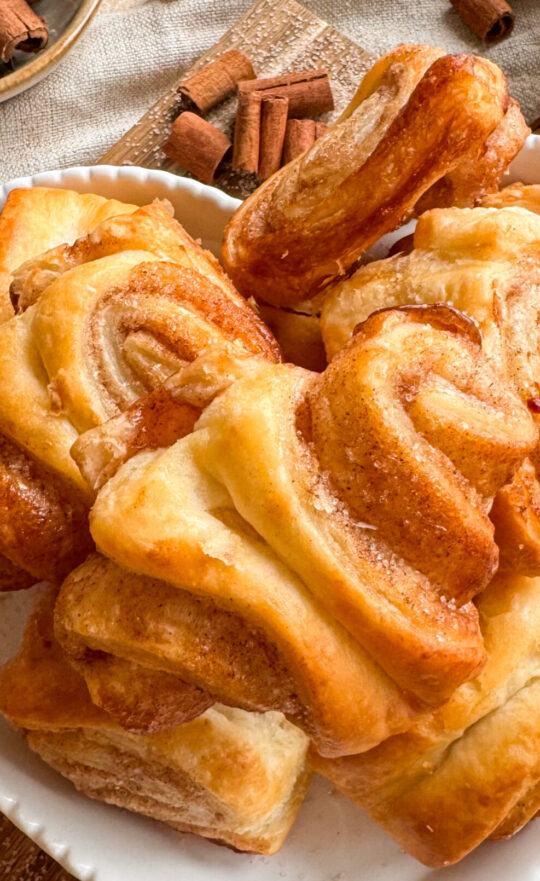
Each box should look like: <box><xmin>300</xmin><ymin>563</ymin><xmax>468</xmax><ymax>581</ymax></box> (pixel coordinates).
<box><xmin>0</xmin><ymin>589</ymin><xmax>310</xmax><ymax>855</ymax></box>
<box><xmin>65</xmin><ymin>307</ymin><xmax>536</xmax><ymax>755</ymax></box>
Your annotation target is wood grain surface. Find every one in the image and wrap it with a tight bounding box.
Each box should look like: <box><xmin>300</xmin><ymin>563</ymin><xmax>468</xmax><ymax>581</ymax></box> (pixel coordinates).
<box><xmin>100</xmin><ymin>0</ymin><xmax>375</xmax><ymax>187</ymax></box>
<box><xmin>0</xmin><ymin>815</ymin><xmax>75</xmax><ymax>880</ymax></box>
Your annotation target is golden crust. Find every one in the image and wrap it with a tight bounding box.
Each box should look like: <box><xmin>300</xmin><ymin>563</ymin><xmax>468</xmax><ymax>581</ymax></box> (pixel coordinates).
<box><xmin>0</xmin><ymin>187</ymin><xmax>138</xmax><ymax>323</ymax></box>
<box><xmin>73</xmin><ymin>306</ymin><xmax>536</xmax><ymax>755</ymax></box>
<box><xmin>222</xmin><ymin>50</ymin><xmax>519</xmax><ymax>306</ymax></box>
<box><xmin>313</xmin><ymin>571</ymin><xmax>540</xmax><ymax>867</ymax></box>
<box><xmin>0</xmin><ymin>201</ymin><xmax>279</xmax><ymax>587</ymax></box>
<box><xmin>9</xmin><ymin>199</ymin><xmax>243</xmax><ymax>311</ymax></box>
<box><xmin>415</xmin><ymin>98</ymin><xmax>530</xmax><ymax>213</ymax></box>
<box><xmin>321</xmin><ymin>194</ymin><xmax>540</xmax><ymax>576</ymax></box>
<box><xmin>0</xmin><ymin>590</ymin><xmax>310</xmax><ymax>855</ymax></box>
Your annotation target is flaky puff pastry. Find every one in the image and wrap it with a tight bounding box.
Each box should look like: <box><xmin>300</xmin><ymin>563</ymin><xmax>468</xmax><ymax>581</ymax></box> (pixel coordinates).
<box><xmin>0</xmin><ymin>200</ymin><xmax>279</xmax><ymax>586</ymax></box>
<box><xmin>313</xmin><ymin>570</ymin><xmax>540</xmax><ymax>866</ymax></box>
<box><xmin>0</xmin><ymin>187</ymin><xmax>138</xmax><ymax>323</ymax></box>
<box><xmin>321</xmin><ymin>192</ymin><xmax>540</xmax><ymax>574</ymax></box>
<box><xmin>222</xmin><ymin>47</ymin><xmax>527</xmax><ymax>307</ymax></box>
<box><xmin>62</xmin><ymin>306</ymin><xmax>536</xmax><ymax>756</ymax></box>
<box><xmin>0</xmin><ymin>589</ymin><xmax>310</xmax><ymax>855</ymax></box>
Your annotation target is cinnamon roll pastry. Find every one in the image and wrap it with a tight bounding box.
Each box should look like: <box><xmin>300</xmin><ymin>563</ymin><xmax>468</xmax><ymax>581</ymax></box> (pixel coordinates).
<box><xmin>0</xmin><ymin>201</ymin><xmax>279</xmax><ymax>587</ymax></box>
<box><xmin>0</xmin><ymin>589</ymin><xmax>310</xmax><ymax>855</ymax></box>
<box><xmin>313</xmin><ymin>570</ymin><xmax>540</xmax><ymax>867</ymax></box>
<box><xmin>222</xmin><ymin>47</ymin><xmax>526</xmax><ymax>306</ymax></box>
<box><xmin>321</xmin><ymin>193</ymin><xmax>540</xmax><ymax>573</ymax></box>
<box><xmin>9</xmin><ymin>198</ymin><xmax>241</xmax><ymax>311</ymax></box>
<box><xmin>61</xmin><ymin>306</ymin><xmax>536</xmax><ymax>756</ymax></box>
<box><xmin>0</xmin><ymin>187</ymin><xmax>138</xmax><ymax>322</ymax></box>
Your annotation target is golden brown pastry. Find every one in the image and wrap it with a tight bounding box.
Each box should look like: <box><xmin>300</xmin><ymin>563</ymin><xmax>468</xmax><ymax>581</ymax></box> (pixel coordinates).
<box><xmin>222</xmin><ymin>47</ymin><xmax>526</xmax><ymax>307</ymax></box>
<box><xmin>313</xmin><ymin>570</ymin><xmax>540</xmax><ymax>867</ymax></box>
<box><xmin>71</xmin><ymin>348</ymin><xmax>269</xmax><ymax>492</ymax></box>
<box><xmin>321</xmin><ymin>192</ymin><xmax>540</xmax><ymax>573</ymax></box>
<box><xmin>0</xmin><ymin>187</ymin><xmax>138</xmax><ymax>322</ymax></box>
<box><xmin>0</xmin><ymin>198</ymin><xmax>279</xmax><ymax>587</ymax></box>
<box><xmin>59</xmin><ymin>306</ymin><xmax>536</xmax><ymax>756</ymax></box>
<box><xmin>0</xmin><ymin>589</ymin><xmax>310</xmax><ymax>855</ymax></box>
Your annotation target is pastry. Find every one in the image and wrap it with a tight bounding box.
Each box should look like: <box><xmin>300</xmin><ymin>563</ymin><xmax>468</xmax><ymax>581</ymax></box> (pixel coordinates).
<box><xmin>0</xmin><ymin>197</ymin><xmax>279</xmax><ymax>587</ymax></box>
<box><xmin>313</xmin><ymin>570</ymin><xmax>540</xmax><ymax>866</ymax></box>
<box><xmin>0</xmin><ymin>187</ymin><xmax>138</xmax><ymax>323</ymax></box>
<box><xmin>222</xmin><ymin>47</ymin><xmax>527</xmax><ymax>307</ymax></box>
<box><xmin>60</xmin><ymin>305</ymin><xmax>536</xmax><ymax>756</ymax></box>
<box><xmin>320</xmin><ymin>191</ymin><xmax>540</xmax><ymax>574</ymax></box>
<box><xmin>0</xmin><ymin>588</ymin><xmax>310</xmax><ymax>855</ymax></box>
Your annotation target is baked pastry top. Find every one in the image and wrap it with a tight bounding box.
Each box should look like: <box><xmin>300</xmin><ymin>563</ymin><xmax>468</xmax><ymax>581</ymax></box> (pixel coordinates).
<box><xmin>222</xmin><ymin>46</ymin><xmax>528</xmax><ymax>307</ymax></box>
<box><xmin>321</xmin><ymin>188</ymin><xmax>540</xmax><ymax>575</ymax></box>
<box><xmin>59</xmin><ymin>305</ymin><xmax>536</xmax><ymax>756</ymax></box>
<box><xmin>0</xmin><ymin>196</ymin><xmax>279</xmax><ymax>586</ymax></box>
<box><xmin>313</xmin><ymin>569</ymin><xmax>540</xmax><ymax>866</ymax></box>
<box><xmin>0</xmin><ymin>588</ymin><xmax>310</xmax><ymax>855</ymax></box>
<box><xmin>0</xmin><ymin>187</ymin><xmax>138</xmax><ymax>323</ymax></box>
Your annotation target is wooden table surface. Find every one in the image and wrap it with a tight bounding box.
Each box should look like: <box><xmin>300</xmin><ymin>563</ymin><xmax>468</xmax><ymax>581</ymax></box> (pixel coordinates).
<box><xmin>0</xmin><ymin>815</ymin><xmax>75</xmax><ymax>880</ymax></box>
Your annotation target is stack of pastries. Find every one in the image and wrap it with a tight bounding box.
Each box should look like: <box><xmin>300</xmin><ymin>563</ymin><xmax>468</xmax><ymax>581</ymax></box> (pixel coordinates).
<box><xmin>1</xmin><ymin>43</ymin><xmax>540</xmax><ymax>868</ymax></box>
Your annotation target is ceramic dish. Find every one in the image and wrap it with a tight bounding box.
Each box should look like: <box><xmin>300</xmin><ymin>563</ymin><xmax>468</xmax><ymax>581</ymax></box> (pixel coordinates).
<box><xmin>0</xmin><ymin>138</ymin><xmax>540</xmax><ymax>881</ymax></box>
<box><xmin>0</xmin><ymin>0</ymin><xmax>102</xmax><ymax>103</ymax></box>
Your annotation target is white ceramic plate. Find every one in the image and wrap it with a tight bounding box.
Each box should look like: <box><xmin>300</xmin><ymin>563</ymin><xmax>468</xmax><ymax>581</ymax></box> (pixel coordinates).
<box><xmin>1</xmin><ymin>138</ymin><xmax>540</xmax><ymax>881</ymax></box>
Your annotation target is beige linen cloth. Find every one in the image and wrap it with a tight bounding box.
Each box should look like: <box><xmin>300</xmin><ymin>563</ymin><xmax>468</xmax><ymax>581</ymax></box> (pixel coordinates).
<box><xmin>0</xmin><ymin>0</ymin><xmax>538</xmax><ymax>183</ymax></box>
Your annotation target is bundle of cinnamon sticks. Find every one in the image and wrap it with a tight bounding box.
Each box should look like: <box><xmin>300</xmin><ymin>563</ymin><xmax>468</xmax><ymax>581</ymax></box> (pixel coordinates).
<box><xmin>163</xmin><ymin>50</ymin><xmax>334</xmax><ymax>186</ymax></box>
<box><xmin>0</xmin><ymin>0</ymin><xmax>48</xmax><ymax>66</ymax></box>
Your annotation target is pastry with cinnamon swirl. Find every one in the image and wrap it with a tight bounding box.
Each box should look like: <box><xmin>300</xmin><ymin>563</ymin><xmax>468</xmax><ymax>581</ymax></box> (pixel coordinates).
<box><xmin>0</xmin><ymin>196</ymin><xmax>279</xmax><ymax>588</ymax></box>
<box><xmin>313</xmin><ymin>570</ymin><xmax>540</xmax><ymax>866</ymax></box>
<box><xmin>222</xmin><ymin>46</ymin><xmax>528</xmax><ymax>306</ymax></box>
<box><xmin>0</xmin><ymin>588</ymin><xmax>310</xmax><ymax>855</ymax></box>
<box><xmin>0</xmin><ymin>187</ymin><xmax>138</xmax><ymax>322</ymax></box>
<box><xmin>321</xmin><ymin>189</ymin><xmax>540</xmax><ymax>574</ymax></box>
<box><xmin>60</xmin><ymin>305</ymin><xmax>536</xmax><ymax>756</ymax></box>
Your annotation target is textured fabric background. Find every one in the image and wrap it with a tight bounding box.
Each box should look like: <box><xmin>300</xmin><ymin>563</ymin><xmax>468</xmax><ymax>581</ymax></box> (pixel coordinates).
<box><xmin>0</xmin><ymin>0</ymin><xmax>538</xmax><ymax>183</ymax></box>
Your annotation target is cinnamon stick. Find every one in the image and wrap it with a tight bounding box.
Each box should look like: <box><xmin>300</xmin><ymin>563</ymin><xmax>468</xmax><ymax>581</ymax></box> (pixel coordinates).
<box><xmin>449</xmin><ymin>0</ymin><xmax>514</xmax><ymax>41</ymax></box>
<box><xmin>258</xmin><ymin>95</ymin><xmax>289</xmax><ymax>179</ymax></box>
<box><xmin>282</xmin><ymin>119</ymin><xmax>316</xmax><ymax>164</ymax></box>
<box><xmin>0</xmin><ymin>0</ymin><xmax>48</xmax><ymax>64</ymax></box>
<box><xmin>163</xmin><ymin>112</ymin><xmax>231</xmax><ymax>185</ymax></box>
<box><xmin>239</xmin><ymin>70</ymin><xmax>334</xmax><ymax>118</ymax></box>
<box><xmin>232</xmin><ymin>90</ymin><xmax>262</xmax><ymax>173</ymax></box>
<box><xmin>178</xmin><ymin>49</ymin><xmax>255</xmax><ymax>114</ymax></box>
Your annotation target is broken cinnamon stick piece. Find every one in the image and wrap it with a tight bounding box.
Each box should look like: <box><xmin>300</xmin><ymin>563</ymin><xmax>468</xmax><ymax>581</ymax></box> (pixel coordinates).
<box><xmin>282</xmin><ymin>119</ymin><xmax>317</xmax><ymax>164</ymax></box>
<box><xmin>178</xmin><ymin>49</ymin><xmax>255</xmax><ymax>114</ymax></box>
<box><xmin>258</xmin><ymin>95</ymin><xmax>289</xmax><ymax>180</ymax></box>
<box><xmin>232</xmin><ymin>90</ymin><xmax>262</xmax><ymax>173</ymax></box>
<box><xmin>0</xmin><ymin>0</ymin><xmax>48</xmax><ymax>64</ymax></box>
<box><xmin>239</xmin><ymin>70</ymin><xmax>334</xmax><ymax>118</ymax></box>
<box><xmin>449</xmin><ymin>0</ymin><xmax>514</xmax><ymax>41</ymax></box>
<box><xmin>163</xmin><ymin>112</ymin><xmax>231</xmax><ymax>185</ymax></box>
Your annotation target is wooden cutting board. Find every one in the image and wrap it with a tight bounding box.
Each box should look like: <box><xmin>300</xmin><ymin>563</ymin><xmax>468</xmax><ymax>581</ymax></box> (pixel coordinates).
<box><xmin>4</xmin><ymin>3</ymin><xmax>374</xmax><ymax>878</ymax></box>
<box><xmin>100</xmin><ymin>0</ymin><xmax>375</xmax><ymax>196</ymax></box>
